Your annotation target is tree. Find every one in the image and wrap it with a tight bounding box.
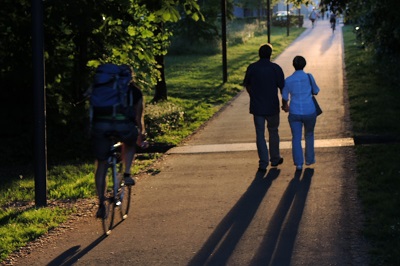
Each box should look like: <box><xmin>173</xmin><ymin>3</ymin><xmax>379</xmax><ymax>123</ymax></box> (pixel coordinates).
<box><xmin>139</xmin><ymin>0</ymin><xmax>204</xmax><ymax>102</ymax></box>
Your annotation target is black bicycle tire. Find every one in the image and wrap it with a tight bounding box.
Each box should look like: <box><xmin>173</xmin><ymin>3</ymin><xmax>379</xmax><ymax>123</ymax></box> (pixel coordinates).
<box><xmin>119</xmin><ymin>184</ymin><xmax>131</xmax><ymax>220</ymax></box>
<box><xmin>102</xmin><ymin>198</ymin><xmax>115</xmax><ymax>235</ymax></box>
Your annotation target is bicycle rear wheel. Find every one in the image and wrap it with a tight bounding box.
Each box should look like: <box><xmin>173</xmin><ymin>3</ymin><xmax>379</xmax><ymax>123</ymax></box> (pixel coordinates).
<box><xmin>119</xmin><ymin>184</ymin><xmax>132</xmax><ymax>220</ymax></box>
<box><xmin>102</xmin><ymin>197</ymin><xmax>115</xmax><ymax>235</ymax></box>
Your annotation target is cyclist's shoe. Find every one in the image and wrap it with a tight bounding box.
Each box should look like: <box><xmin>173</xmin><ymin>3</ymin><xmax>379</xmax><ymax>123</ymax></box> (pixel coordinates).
<box><xmin>123</xmin><ymin>174</ymin><xmax>136</xmax><ymax>186</ymax></box>
<box><xmin>96</xmin><ymin>203</ymin><xmax>106</xmax><ymax>219</ymax></box>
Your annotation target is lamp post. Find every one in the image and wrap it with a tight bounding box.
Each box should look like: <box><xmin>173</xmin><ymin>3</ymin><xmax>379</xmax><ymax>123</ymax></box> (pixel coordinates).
<box><xmin>221</xmin><ymin>0</ymin><xmax>227</xmax><ymax>83</ymax></box>
<box><xmin>287</xmin><ymin>3</ymin><xmax>290</xmax><ymax>36</ymax></box>
<box><xmin>267</xmin><ymin>0</ymin><xmax>271</xmax><ymax>43</ymax></box>
<box><xmin>32</xmin><ymin>0</ymin><xmax>47</xmax><ymax>207</ymax></box>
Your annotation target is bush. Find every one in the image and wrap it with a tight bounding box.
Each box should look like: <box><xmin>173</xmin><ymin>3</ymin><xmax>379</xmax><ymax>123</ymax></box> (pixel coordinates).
<box><xmin>144</xmin><ymin>101</ymin><xmax>185</xmax><ymax>141</ymax></box>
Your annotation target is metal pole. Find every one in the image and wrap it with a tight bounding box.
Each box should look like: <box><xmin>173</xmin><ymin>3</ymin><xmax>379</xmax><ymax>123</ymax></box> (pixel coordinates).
<box><xmin>267</xmin><ymin>0</ymin><xmax>271</xmax><ymax>43</ymax></box>
<box><xmin>287</xmin><ymin>3</ymin><xmax>290</xmax><ymax>36</ymax></box>
<box><xmin>221</xmin><ymin>0</ymin><xmax>228</xmax><ymax>83</ymax></box>
<box><xmin>32</xmin><ymin>0</ymin><xmax>47</xmax><ymax>207</ymax></box>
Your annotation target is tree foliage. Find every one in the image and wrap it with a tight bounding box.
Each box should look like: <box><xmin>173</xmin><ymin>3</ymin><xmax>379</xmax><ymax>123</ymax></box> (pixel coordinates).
<box><xmin>0</xmin><ymin>0</ymin><xmax>203</xmax><ymax>162</ymax></box>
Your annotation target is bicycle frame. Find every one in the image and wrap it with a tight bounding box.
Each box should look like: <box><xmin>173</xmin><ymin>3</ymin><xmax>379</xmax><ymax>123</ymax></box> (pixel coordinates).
<box><xmin>108</xmin><ymin>141</ymin><xmax>123</xmax><ymax>205</ymax></box>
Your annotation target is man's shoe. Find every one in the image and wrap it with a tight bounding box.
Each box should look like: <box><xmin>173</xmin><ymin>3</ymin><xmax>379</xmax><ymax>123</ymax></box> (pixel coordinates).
<box><xmin>296</xmin><ymin>165</ymin><xmax>303</xmax><ymax>171</ymax></box>
<box><xmin>271</xmin><ymin>157</ymin><xmax>284</xmax><ymax>167</ymax></box>
<box><xmin>124</xmin><ymin>175</ymin><xmax>136</xmax><ymax>186</ymax></box>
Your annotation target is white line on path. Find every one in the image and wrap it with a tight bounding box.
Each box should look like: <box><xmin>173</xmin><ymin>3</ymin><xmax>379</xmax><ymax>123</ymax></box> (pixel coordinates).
<box><xmin>168</xmin><ymin>138</ymin><xmax>354</xmax><ymax>154</ymax></box>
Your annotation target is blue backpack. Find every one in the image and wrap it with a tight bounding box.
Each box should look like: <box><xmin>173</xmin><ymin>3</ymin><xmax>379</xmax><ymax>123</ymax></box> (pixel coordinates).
<box><xmin>89</xmin><ymin>64</ymin><xmax>134</xmax><ymax>121</ymax></box>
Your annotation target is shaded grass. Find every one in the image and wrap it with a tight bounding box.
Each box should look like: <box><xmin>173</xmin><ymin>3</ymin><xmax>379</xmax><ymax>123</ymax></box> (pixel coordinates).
<box><xmin>343</xmin><ymin>26</ymin><xmax>400</xmax><ymax>137</ymax></box>
<box><xmin>343</xmin><ymin>25</ymin><xmax>400</xmax><ymax>266</ymax></box>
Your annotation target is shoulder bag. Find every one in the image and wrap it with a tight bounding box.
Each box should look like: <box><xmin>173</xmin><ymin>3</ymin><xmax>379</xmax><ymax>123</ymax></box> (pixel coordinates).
<box><xmin>307</xmin><ymin>74</ymin><xmax>322</xmax><ymax>116</ymax></box>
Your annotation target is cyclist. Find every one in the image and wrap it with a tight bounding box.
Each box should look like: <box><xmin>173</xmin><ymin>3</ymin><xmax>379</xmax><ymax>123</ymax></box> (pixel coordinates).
<box><xmin>91</xmin><ymin>67</ymin><xmax>146</xmax><ymax>218</ymax></box>
<box><xmin>330</xmin><ymin>12</ymin><xmax>337</xmax><ymax>32</ymax></box>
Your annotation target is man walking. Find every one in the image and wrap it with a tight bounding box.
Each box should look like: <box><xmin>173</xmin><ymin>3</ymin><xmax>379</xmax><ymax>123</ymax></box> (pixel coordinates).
<box><xmin>243</xmin><ymin>43</ymin><xmax>285</xmax><ymax>172</ymax></box>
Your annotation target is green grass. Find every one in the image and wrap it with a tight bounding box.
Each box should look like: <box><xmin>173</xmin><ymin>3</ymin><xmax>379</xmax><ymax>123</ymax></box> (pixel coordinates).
<box><xmin>343</xmin><ymin>26</ymin><xmax>400</xmax><ymax>137</ymax></box>
<box><xmin>343</xmin><ymin>25</ymin><xmax>400</xmax><ymax>266</ymax></box>
<box><xmin>0</xmin><ymin>207</ymin><xmax>71</xmax><ymax>260</ymax></box>
<box><xmin>0</xmin><ymin>25</ymin><xmax>305</xmax><ymax>262</ymax></box>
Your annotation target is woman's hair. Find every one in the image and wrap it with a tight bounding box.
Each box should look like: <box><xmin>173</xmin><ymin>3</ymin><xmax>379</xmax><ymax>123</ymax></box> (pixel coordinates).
<box><xmin>293</xmin><ymin>55</ymin><xmax>306</xmax><ymax>70</ymax></box>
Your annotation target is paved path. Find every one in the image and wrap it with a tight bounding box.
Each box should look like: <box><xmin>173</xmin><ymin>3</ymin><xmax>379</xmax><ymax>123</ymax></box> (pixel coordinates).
<box><xmin>12</xmin><ymin>19</ymin><xmax>369</xmax><ymax>266</ymax></box>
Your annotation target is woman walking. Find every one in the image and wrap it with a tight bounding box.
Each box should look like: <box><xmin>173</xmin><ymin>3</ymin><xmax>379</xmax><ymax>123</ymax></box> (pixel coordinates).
<box><xmin>281</xmin><ymin>56</ymin><xmax>320</xmax><ymax>171</ymax></box>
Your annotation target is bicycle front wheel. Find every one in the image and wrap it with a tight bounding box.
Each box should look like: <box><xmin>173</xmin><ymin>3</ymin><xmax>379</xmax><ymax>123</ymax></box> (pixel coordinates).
<box><xmin>119</xmin><ymin>184</ymin><xmax>132</xmax><ymax>220</ymax></box>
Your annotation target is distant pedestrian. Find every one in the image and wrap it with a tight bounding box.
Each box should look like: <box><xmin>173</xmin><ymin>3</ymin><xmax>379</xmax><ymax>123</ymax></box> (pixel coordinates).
<box><xmin>309</xmin><ymin>8</ymin><xmax>318</xmax><ymax>28</ymax></box>
<box><xmin>243</xmin><ymin>43</ymin><xmax>285</xmax><ymax>173</ymax></box>
<box><xmin>281</xmin><ymin>56</ymin><xmax>320</xmax><ymax>171</ymax></box>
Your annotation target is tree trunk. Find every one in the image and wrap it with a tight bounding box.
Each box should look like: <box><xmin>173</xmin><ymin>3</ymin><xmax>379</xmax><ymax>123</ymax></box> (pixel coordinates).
<box><xmin>152</xmin><ymin>20</ymin><xmax>168</xmax><ymax>102</ymax></box>
<box><xmin>152</xmin><ymin>54</ymin><xmax>168</xmax><ymax>102</ymax></box>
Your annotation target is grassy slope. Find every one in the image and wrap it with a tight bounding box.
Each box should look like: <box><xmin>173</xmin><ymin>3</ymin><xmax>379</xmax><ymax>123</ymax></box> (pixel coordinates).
<box><xmin>343</xmin><ymin>25</ymin><xmax>400</xmax><ymax>266</ymax></box>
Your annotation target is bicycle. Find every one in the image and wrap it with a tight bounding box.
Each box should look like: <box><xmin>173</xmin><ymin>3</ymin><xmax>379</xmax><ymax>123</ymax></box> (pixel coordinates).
<box><xmin>331</xmin><ymin>21</ymin><xmax>336</xmax><ymax>33</ymax></box>
<box><xmin>101</xmin><ymin>135</ymin><xmax>132</xmax><ymax>235</ymax></box>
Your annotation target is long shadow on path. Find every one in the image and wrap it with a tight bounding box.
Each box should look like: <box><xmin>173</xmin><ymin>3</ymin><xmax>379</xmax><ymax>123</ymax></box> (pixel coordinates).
<box><xmin>250</xmin><ymin>168</ymin><xmax>314</xmax><ymax>266</ymax></box>
<box><xmin>46</xmin><ymin>235</ymin><xmax>107</xmax><ymax>266</ymax></box>
<box><xmin>188</xmin><ymin>168</ymin><xmax>280</xmax><ymax>266</ymax></box>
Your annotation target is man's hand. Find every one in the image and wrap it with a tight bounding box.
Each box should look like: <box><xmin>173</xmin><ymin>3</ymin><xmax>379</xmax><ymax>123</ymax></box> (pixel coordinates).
<box><xmin>281</xmin><ymin>100</ymin><xmax>289</xmax><ymax>113</ymax></box>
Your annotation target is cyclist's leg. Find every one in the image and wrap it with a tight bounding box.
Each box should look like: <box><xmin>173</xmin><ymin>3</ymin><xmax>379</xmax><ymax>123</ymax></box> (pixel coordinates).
<box><xmin>92</xmin><ymin>121</ymin><xmax>114</xmax><ymax>217</ymax></box>
<box><xmin>95</xmin><ymin>161</ymin><xmax>108</xmax><ymax>203</ymax></box>
<box><xmin>117</xmin><ymin>122</ymin><xmax>139</xmax><ymax>185</ymax></box>
<box><xmin>122</xmin><ymin>144</ymin><xmax>136</xmax><ymax>185</ymax></box>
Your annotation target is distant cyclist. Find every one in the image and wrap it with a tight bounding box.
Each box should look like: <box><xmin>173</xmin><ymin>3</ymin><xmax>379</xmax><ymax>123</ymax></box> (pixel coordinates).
<box><xmin>330</xmin><ymin>12</ymin><xmax>337</xmax><ymax>32</ymax></box>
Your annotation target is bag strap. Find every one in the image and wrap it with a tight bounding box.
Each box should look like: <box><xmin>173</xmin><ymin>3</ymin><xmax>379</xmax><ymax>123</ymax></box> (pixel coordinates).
<box><xmin>307</xmin><ymin>74</ymin><xmax>314</xmax><ymax>95</ymax></box>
